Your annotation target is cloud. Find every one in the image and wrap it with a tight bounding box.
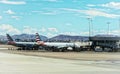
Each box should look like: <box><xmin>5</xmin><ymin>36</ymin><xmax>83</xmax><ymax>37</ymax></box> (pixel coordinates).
<box><xmin>47</xmin><ymin>33</ymin><xmax>57</xmax><ymax>38</ymax></box>
<box><xmin>87</xmin><ymin>2</ymin><xmax>120</xmax><ymax>10</ymax></box>
<box><xmin>101</xmin><ymin>2</ymin><xmax>120</xmax><ymax>10</ymax></box>
<box><xmin>42</xmin><ymin>11</ymin><xmax>58</xmax><ymax>15</ymax></box>
<box><xmin>32</xmin><ymin>10</ymin><xmax>58</xmax><ymax>15</ymax></box>
<box><xmin>40</xmin><ymin>27</ymin><xmax>46</xmax><ymax>32</ymax></box>
<box><xmin>5</xmin><ymin>9</ymin><xmax>15</xmax><ymax>14</ymax></box>
<box><xmin>0</xmin><ymin>16</ymin><xmax>2</xmax><ymax>20</ymax></box>
<box><xmin>101</xmin><ymin>30</ymin><xmax>120</xmax><ymax>36</ymax></box>
<box><xmin>72</xmin><ymin>0</ymin><xmax>78</xmax><ymax>2</ymax></box>
<box><xmin>80</xmin><ymin>31</ymin><xmax>89</xmax><ymax>36</ymax></box>
<box><xmin>43</xmin><ymin>0</ymin><xmax>60</xmax><ymax>2</ymax></box>
<box><xmin>62</xmin><ymin>8</ymin><xmax>120</xmax><ymax>18</ymax></box>
<box><xmin>89</xmin><ymin>30</ymin><xmax>120</xmax><ymax>36</ymax></box>
<box><xmin>60</xmin><ymin>32</ymin><xmax>80</xmax><ymax>36</ymax></box>
<box><xmin>84</xmin><ymin>9</ymin><xmax>119</xmax><ymax>18</ymax></box>
<box><xmin>87</xmin><ymin>4</ymin><xmax>96</xmax><ymax>7</ymax></box>
<box><xmin>72</xmin><ymin>0</ymin><xmax>84</xmax><ymax>3</ymax></box>
<box><xmin>11</xmin><ymin>16</ymin><xmax>20</xmax><ymax>20</ymax></box>
<box><xmin>23</xmin><ymin>26</ymin><xmax>38</xmax><ymax>34</ymax></box>
<box><xmin>65</xmin><ymin>23</ymin><xmax>72</xmax><ymax>26</ymax></box>
<box><xmin>48</xmin><ymin>28</ymin><xmax>58</xmax><ymax>32</ymax></box>
<box><xmin>0</xmin><ymin>24</ymin><xmax>21</xmax><ymax>34</ymax></box>
<box><xmin>0</xmin><ymin>0</ymin><xmax>26</xmax><ymax>5</ymax></box>
<box><xmin>110</xmin><ymin>30</ymin><xmax>120</xmax><ymax>35</ymax></box>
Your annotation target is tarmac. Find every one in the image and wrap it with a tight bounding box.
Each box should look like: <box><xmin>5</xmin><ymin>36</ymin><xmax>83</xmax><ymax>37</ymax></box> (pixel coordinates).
<box><xmin>0</xmin><ymin>46</ymin><xmax>120</xmax><ymax>74</ymax></box>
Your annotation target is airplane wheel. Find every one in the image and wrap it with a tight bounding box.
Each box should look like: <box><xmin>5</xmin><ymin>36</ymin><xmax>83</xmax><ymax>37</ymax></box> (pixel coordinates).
<box><xmin>75</xmin><ymin>48</ymin><xmax>81</xmax><ymax>52</ymax></box>
<box><xmin>113</xmin><ymin>49</ymin><xmax>118</xmax><ymax>52</ymax></box>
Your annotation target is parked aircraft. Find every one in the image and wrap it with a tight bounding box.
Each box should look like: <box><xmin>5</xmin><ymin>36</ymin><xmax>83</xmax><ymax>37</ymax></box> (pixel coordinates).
<box><xmin>36</xmin><ymin>33</ymin><xmax>81</xmax><ymax>52</ymax></box>
<box><xmin>6</xmin><ymin>34</ymin><xmax>39</xmax><ymax>50</ymax></box>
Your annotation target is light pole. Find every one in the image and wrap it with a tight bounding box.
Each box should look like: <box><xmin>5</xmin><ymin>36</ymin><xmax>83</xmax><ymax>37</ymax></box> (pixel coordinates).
<box><xmin>107</xmin><ymin>22</ymin><xmax>110</xmax><ymax>35</ymax></box>
<box><xmin>87</xmin><ymin>18</ymin><xmax>92</xmax><ymax>37</ymax></box>
<box><xmin>91</xmin><ymin>19</ymin><xmax>93</xmax><ymax>36</ymax></box>
<box><xmin>119</xmin><ymin>18</ymin><xmax>120</xmax><ymax>36</ymax></box>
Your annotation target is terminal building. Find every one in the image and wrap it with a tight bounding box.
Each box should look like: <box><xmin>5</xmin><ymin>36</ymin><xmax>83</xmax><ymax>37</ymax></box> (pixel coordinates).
<box><xmin>89</xmin><ymin>35</ymin><xmax>120</xmax><ymax>52</ymax></box>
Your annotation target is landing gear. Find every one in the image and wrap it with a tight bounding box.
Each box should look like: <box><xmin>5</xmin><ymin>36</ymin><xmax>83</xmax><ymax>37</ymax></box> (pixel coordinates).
<box><xmin>8</xmin><ymin>48</ymin><xmax>14</xmax><ymax>50</ymax></box>
<box><xmin>51</xmin><ymin>47</ymin><xmax>67</xmax><ymax>52</ymax></box>
<box><xmin>112</xmin><ymin>49</ymin><xmax>118</xmax><ymax>52</ymax></box>
<box><xmin>73</xmin><ymin>47</ymin><xmax>81</xmax><ymax>52</ymax></box>
<box><xmin>74</xmin><ymin>48</ymin><xmax>81</xmax><ymax>52</ymax></box>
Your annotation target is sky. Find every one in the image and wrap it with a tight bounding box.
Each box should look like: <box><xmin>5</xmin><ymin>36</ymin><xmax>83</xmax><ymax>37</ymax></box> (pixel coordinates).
<box><xmin>0</xmin><ymin>0</ymin><xmax>120</xmax><ymax>37</ymax></box>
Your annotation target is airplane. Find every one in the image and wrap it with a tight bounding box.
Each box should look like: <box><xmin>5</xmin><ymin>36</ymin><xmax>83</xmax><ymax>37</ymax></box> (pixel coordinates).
<box><xmin>35</xmin><ymin>33</ymin><xmax>81</xmax><ymax>52</ymax></box>
<box><xmin>6</xmin><ymin>34</ymin><xmax>39</xmax><ymax>50</ymax></box>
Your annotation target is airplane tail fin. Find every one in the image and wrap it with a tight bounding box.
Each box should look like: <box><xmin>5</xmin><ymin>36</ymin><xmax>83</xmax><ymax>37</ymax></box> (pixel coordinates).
<box><xmin>35</xmin><ymin>33</ymin><xmax>42</xmax><ymax>42</ymax></box>
<box><xmin>6</xmin><ymin>34</ymin><xmax>15</xmax><ymax>45</ymax></box>
<box><xmin>36</xmin><ymin>33</ymin><xmax>45</xmax><ymax>45</ymax></box>
<box><xmin>6</xmin><ymin>34</ymin><xmax>14</xmax><ymax>42</ymax></box>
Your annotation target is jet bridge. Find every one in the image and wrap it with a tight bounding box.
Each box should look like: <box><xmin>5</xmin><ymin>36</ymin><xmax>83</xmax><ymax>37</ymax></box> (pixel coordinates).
<box><xmin>89</xmin><ymin>36</ymin><xmax>120</xmax><ymax>52</ymax></box>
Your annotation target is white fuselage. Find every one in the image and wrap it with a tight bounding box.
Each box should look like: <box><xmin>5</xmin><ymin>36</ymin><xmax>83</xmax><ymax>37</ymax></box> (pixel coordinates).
<box><xmin>44</xmin><ymin>42</ymin><xmax>75</xmax><ymax>47</ymax></box>
<box><xmin>15</xmin><ymin>42</ymin><xmax>36</xmax><ymax>45</ymax></box>
<box><xmin>42</xmin><ymin>42</ymin><xmax>82</xmax><ymax>49</ymax></box>
<box><xmin>12</xmin><ymin>42</ymin><xmax>37</xmax><ymax>48</ymax></box>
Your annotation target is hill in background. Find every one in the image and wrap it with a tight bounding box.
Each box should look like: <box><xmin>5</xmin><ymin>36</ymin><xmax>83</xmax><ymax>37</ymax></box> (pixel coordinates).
<box><xmin>0</xmin><ymin>34</ymin><xmax>89</xmax><ymax>43</ymax></box>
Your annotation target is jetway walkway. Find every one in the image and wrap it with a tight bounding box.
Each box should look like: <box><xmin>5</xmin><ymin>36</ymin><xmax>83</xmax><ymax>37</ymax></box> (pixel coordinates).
<box><xmin>90</xmin><ymin>37</ymin><xmax>120</xmax><ymax>52</ymax></box>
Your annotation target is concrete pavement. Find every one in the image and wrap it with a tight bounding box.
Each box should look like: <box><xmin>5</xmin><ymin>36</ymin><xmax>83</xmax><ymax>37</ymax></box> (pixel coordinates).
<box><xmin>0</xmin><ymin>52</ymin><xmax>120</xmax><ymax>74</ymax></box>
